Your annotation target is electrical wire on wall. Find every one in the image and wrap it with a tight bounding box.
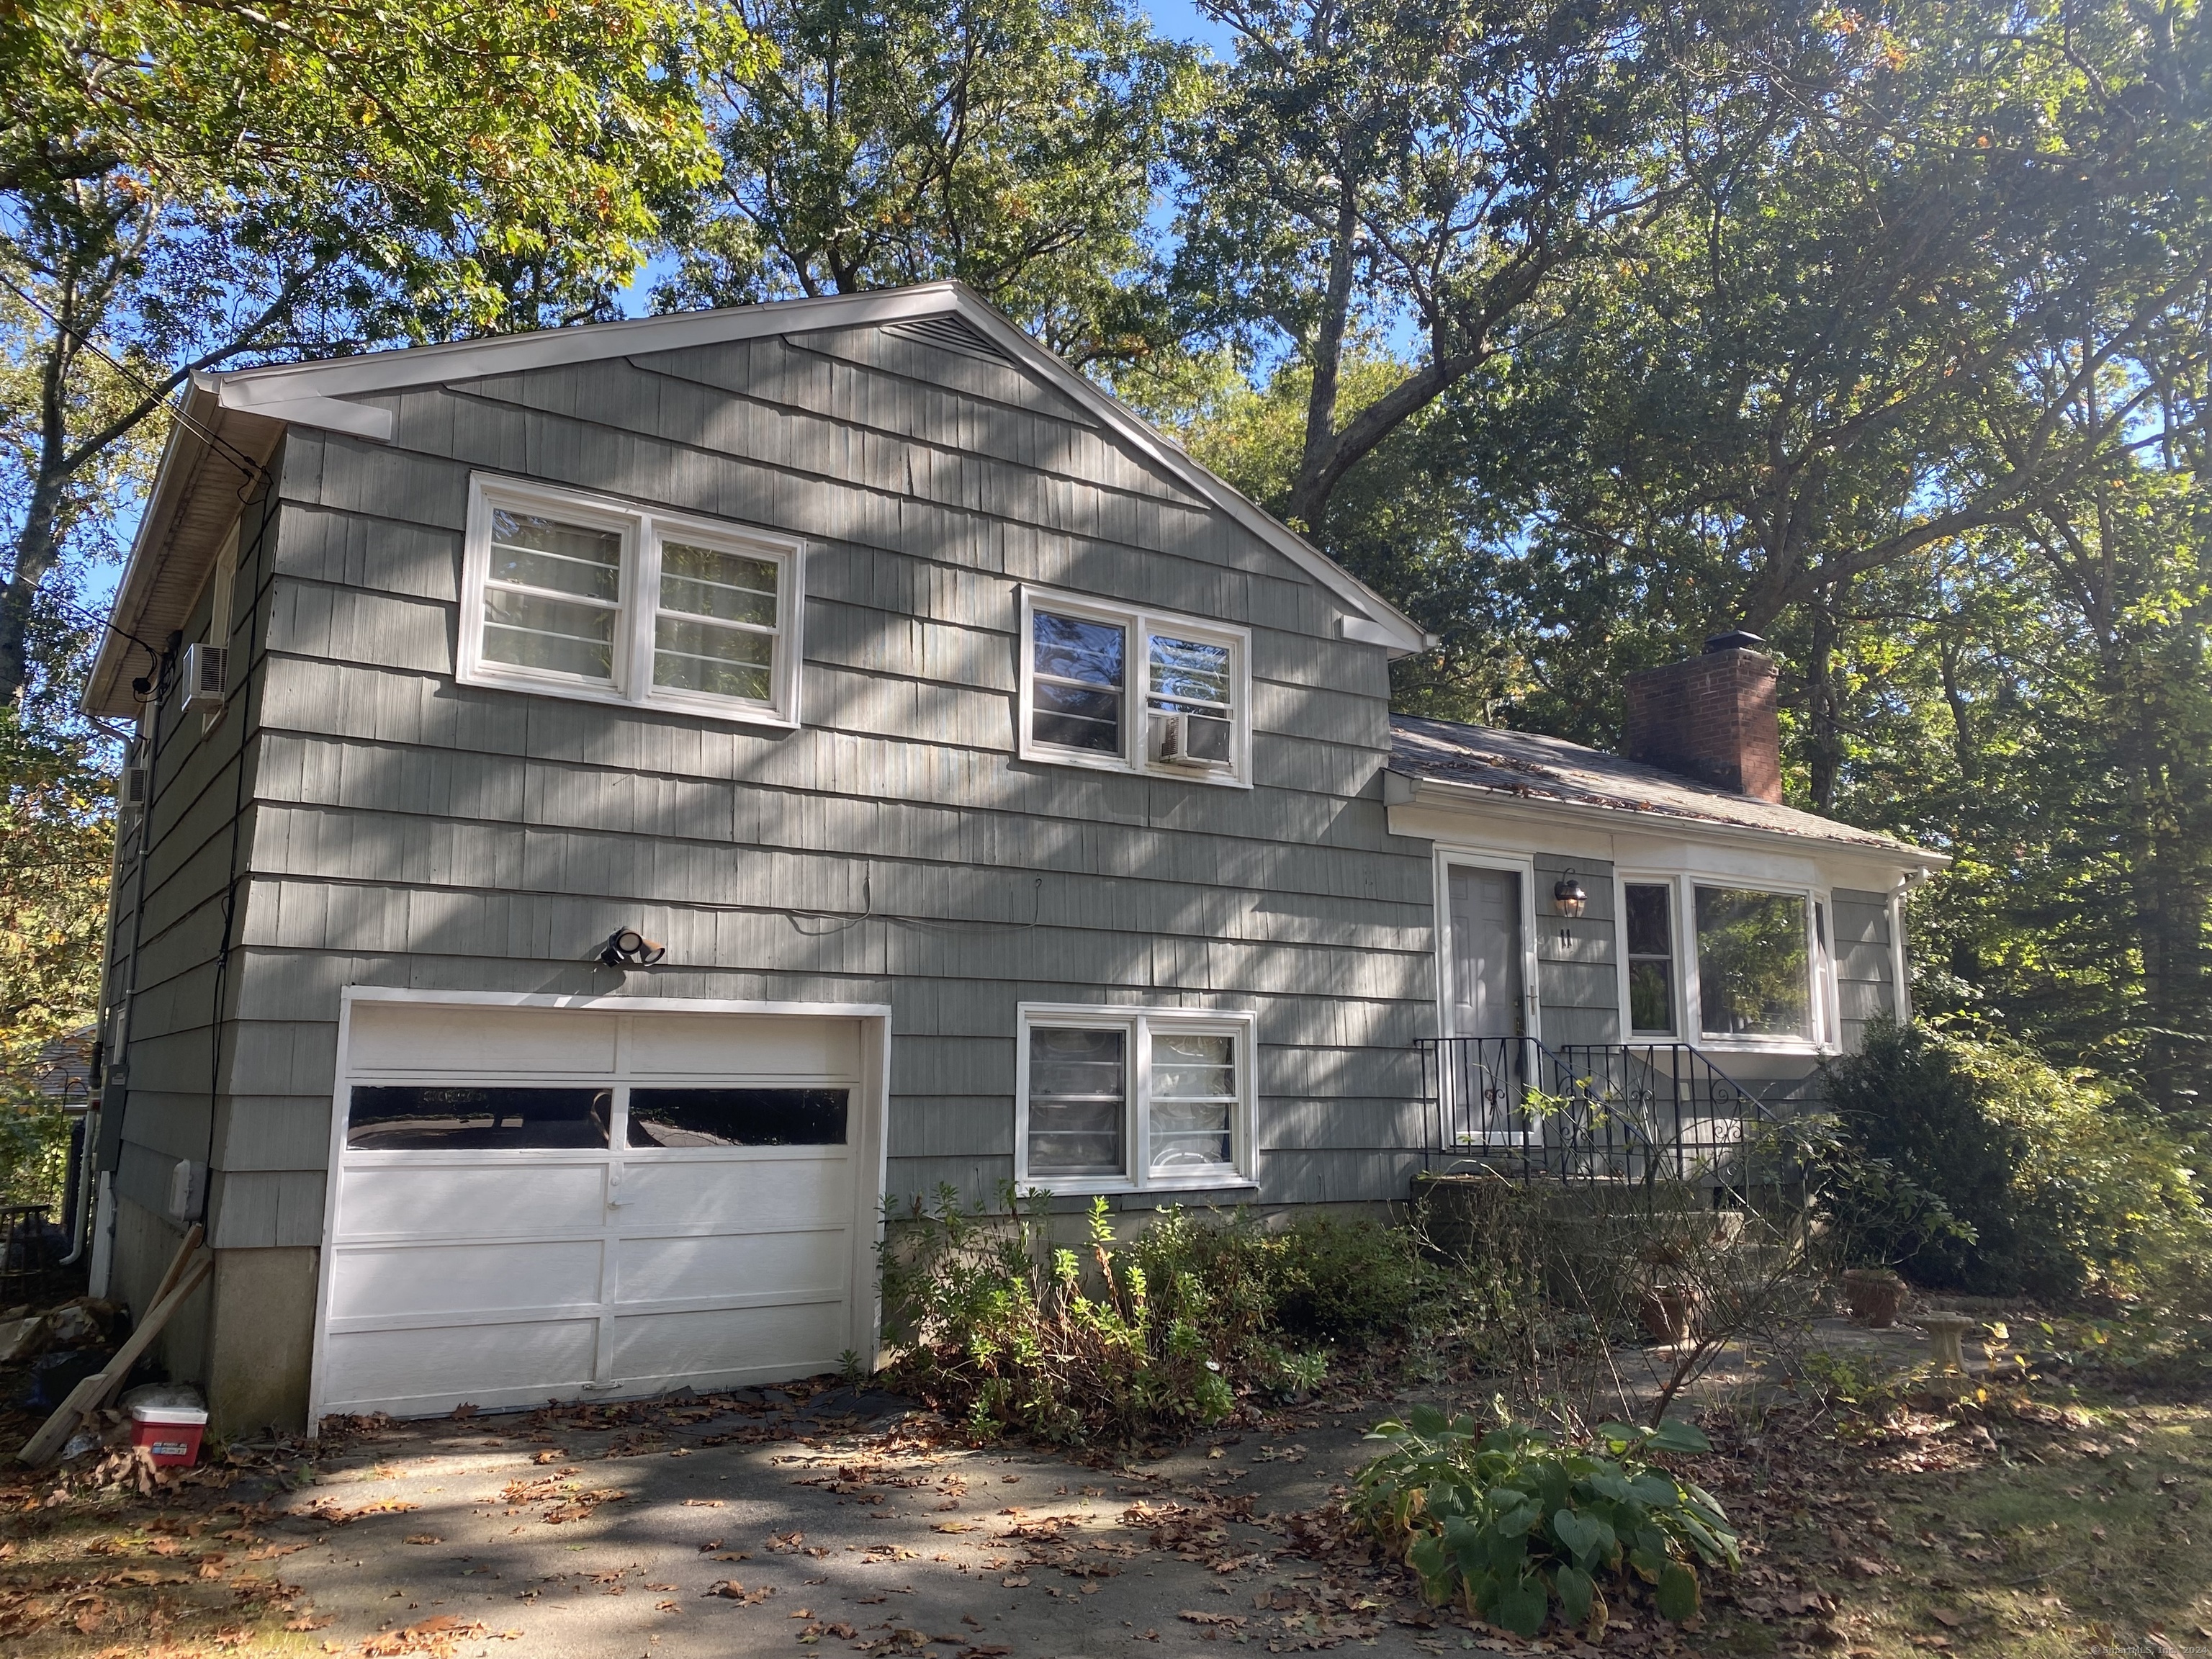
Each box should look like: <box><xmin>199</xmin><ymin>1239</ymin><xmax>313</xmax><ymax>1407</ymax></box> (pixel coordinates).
<box><xmin>616</xmin><ymin>869</ymin><xmax>1048</xmax><ymax>955</ymax></box>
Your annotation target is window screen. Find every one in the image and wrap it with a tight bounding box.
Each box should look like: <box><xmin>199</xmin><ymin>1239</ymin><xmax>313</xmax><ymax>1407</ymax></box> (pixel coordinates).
<box><xmin>1624</xmin><ymin>883</ymin><xmax>1677</xmax><ymax>1035</ymax></box>
<box><xmin>1694</xmin><ymin>886</ymin><xmax>1811</xmax><ymax>1038</ymax></box>
<box><xmin>348</xmin><ymin>1086</ymin><xmax>611</xmax><ymax>1150</ymax></box>
<box><xmin>1146</xmin><ymin>632</ymin><xmax>1234</xmax><ymax>763</ymax></box>
<box><xmin>1149</xmin><ymin>1030</ymin><xmax>1236</xmax><ymax>1172</ymax></box>
<box><xmin>1030</xmin><ymin>611</ymin><xmax>1125</xmax><ymax>753</ymax></box>
<box><xmin>653</xmin><ymin>541</ymin><xmax>778</xmax><ymax>702</ymax></box>
<box><xmin>1026</xmin><ymin>1026</ymin><xmax>1125</xmax><ymax>1175</ymax></box>
<box><xmin>480</xmin><ymin>511</ymin><xmax>623</xmax><ymax>681</ymax></box>
<box><xmin>626</xmin><ymin>1088</ymin><xmax>848</xmax><ymax>1148</ymax></box>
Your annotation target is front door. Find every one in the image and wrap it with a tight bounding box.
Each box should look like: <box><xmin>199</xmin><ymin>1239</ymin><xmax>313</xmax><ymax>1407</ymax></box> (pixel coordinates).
<box><xmin>1444</xmin><ymin>866</ymin><xmax>1528</xmax><ymax>1141</ymax></box>
<box><xmin>1448</xmin><ymin>865</ymin><xmax>1525</xmax><ymax>1036</ymax></box>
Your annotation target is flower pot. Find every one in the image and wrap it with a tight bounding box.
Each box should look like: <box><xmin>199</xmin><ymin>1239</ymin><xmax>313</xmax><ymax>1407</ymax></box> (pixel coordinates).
<box><xmin>1841</xmin><ymin>1268</ymin><xmax>1906</xmax><ymax>1328</ymax></box>
<box><xmin>1640</xmin><ymin>1284</ymin><xmax>1696</xmax><ymax>1344</ymax></box>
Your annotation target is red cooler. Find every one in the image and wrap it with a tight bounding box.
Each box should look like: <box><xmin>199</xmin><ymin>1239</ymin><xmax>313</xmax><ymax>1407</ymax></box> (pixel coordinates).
<box><xmin>130</xmin><ymin>1403</ymin><xmax>208</xmax><ymax>1467</ymax></box>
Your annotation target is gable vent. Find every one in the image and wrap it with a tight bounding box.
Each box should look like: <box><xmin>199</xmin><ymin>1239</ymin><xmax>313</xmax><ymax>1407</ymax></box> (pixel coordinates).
<box><xmin>886</xmin><ymin>313</ymin><xmax>1013</xmax><ymax>365</ymax></box>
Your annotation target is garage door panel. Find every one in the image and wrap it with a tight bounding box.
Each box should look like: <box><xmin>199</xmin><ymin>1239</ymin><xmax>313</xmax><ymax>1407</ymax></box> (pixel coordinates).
<box><xmin>349</xmin><ymin>1003</ymin><xmax>619</xmax><ymax>1076</ymax></box>
<box><xmin>619</xmin><ymin>1156</ymin><xmax>851</xmax><ymax>1227</ymax></box>
<box><xmin>324</xmin><ymin>1318</ymin><xmax>599</xmax><ymax>1411</ymax></box>
<box><xmin>331</xmin><ymin>1239</ymin><xmax>604</xmax><ymax>1321</ymax></box>
<box><xmin>626</xmin><ymin>1014</ymin><xmax>858</xmax><ymax>1078</ymax></box>
<box><xmin>338</xmin><ymin>1164</ymin><xmax>607</xmax><ymax>1239</ymax></box>
<box><xmin>320</xmin><ymin>1002</ymin><xmax>875</xmax><ymax>1421</ymax></box>
<box><xmin>616</xmin><ymin>1228</ymin><xmax>848</xmax><ymax>1305</ymax></box>
<box><xmin>610</xmin><ymin>1301</ymin><xmax>847</xmax><ymax>1383</ymax></box>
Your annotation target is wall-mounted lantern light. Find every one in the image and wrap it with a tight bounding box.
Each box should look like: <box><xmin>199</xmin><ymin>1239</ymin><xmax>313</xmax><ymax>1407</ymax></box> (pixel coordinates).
<box><xmin>598</xmin><ymin>928</ymin><xmax>667</xmax><ymax>966</ymax></box>
<box><xmin>1552</xmin><ymin>872</ymin><xmax>1589</xmax><ymax>919</ymax></box>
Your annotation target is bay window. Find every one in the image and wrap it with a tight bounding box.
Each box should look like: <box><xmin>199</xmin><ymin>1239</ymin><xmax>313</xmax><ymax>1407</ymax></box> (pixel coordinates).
<box><xmin>1693</xmin><ymin>886</ymin><xmax>1812</xmax><ymax>1040</ymax></box>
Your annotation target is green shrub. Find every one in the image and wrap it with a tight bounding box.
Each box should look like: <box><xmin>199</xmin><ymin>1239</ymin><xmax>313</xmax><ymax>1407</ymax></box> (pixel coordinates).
<box><xmin>878</xmin><ymin>1187</ymin><xmax>1444</xmax><ymax>1444</ymax></box>
<box><xmin>1821</xmin><ymin>1021</ymin><xmax>2208</xmax><ymax>1298</ymax></box>
<box><xmin>1354</xmin><ymin>1406</ymin><xmax>1738</xmax><ymax>1639</ymax></box>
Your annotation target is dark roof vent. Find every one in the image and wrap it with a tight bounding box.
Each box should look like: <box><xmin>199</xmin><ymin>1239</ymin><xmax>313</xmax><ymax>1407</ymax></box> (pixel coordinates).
<box><xmin>886</xmin><ymin>313</ymin><xmax>1013</xmax><ymax>365</ymax></box>
<box><xmin>1703</xmin><ymin>629</ymin><xmax>1767</xmax><ymax>655</ymax></box>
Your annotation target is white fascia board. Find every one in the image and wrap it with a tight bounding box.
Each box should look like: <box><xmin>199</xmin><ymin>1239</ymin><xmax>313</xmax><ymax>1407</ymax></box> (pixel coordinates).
<box><xmin>1385</xmin><ymin>770</ymin><xmax>1951</xmax><ymax>875</ymax></box>
<box><xmin>198</xmin><ymin>282</ymin><xmax>1429</xmax><ymax>652</ymax></box>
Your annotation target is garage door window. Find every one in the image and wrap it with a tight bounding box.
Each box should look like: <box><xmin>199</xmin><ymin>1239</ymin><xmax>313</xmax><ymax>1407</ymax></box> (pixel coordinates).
<box><xmin>626</xmin><ymin>1088</ymin><xmax>848</xmax><ymax>1148</ymax></box>
<box><xmin>1016</xmin><ymin>1006</ymin><xmax>1256</xmax><ymax>1193</ymax></box>
<box><xmin>347</xmin><ymin>1086</ymin><xmax>612</xmax><ymax>1150</ymax></box>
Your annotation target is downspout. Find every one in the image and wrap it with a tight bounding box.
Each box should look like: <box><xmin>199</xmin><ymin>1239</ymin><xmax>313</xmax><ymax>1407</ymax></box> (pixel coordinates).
<box><xmin>89</xmin><ymin>642</ymin><xmax>174</xmax><ymax>1277</ymax></box>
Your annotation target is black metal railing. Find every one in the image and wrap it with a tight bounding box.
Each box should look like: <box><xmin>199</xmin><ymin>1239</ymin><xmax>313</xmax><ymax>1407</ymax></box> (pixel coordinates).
<box><xmin>1415</xmin><ymin>1036</ymin><xmax>1781</xmax><ymax>1187</ymax></box>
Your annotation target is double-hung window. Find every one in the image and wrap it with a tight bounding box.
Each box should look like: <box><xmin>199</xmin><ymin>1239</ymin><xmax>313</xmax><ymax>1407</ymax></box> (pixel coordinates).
<box><xmin>1019</xmin><ymin>590</ymin><xmax>1250</xmax><ymax>785</ymax></box>
<box><xmin>1017</xmin><ymin>1005</ymin><xmax>1256</xmax><ymax>1192</ymax></box>
<box><xmin>461</xmin><ymin>475</ymin><xmax>803</xmax><ymax>726</ymax></box>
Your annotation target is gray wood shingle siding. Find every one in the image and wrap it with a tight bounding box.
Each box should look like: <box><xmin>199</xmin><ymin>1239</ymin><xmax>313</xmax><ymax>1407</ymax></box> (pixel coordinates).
<box><xmin>153</xmin><ymin>322</ymin><xmax>1436</xmax><ymax>1245</ymax></box>
<box><xmin>103</xmin><ymin>472</ymin><xmax>280</xmax><ymax>1246</ymax></box>
<box><xmin>1832</xmin><ymin>886</ymin><xmax>1900</xmax><ymax>1051</ymax></box>
<box><xmin>1532</xmin><ymin>854</ymin><xmax>1622</xmax><ymax>1050</ymax></box>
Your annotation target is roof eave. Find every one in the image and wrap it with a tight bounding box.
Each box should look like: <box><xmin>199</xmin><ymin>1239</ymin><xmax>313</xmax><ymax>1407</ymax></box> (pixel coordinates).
<box><xmin>1385</xmin><ymin>768</ymin><xmax>1951</xmax><ymax>870</ymax></box>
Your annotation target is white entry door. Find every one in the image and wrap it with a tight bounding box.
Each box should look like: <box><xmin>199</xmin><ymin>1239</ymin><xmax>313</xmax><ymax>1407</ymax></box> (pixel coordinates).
<box><xmin>311</xmin><ymin>994</ymin><xmax>885</xmax><ymax>1422</ymax></box>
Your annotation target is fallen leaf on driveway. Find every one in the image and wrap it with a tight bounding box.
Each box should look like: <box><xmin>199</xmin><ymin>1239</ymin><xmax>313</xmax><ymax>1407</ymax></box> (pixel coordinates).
<box><xmin>1180</xmin><ymin>1611</ymin><xmax>1246</xmax><ymax>1629</ymax></box>
<box><xmin>999</xmin><ymin>1575</ymin><xmax>1030</xmax><ymax>1588</ymax></box>
<box><xmin>403</xmin><ymin>1534</ymin><xmax>442</xmax><ymax>1546</ymax></box>
<box><xmin>934</xmin><ymin>1521</ymin><xmax>975</xmax><ymax>1533</ymax></box>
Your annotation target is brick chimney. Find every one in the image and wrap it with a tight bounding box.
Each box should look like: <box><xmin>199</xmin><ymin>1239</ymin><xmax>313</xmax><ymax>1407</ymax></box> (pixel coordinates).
<box><xmin>1623</xmin><ymin>631</ymin><xmax>1783</xmax><ymax>801</ymax></box>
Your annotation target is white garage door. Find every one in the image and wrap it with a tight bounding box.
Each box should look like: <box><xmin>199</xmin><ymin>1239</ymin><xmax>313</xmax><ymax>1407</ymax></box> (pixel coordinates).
<box><xmin>311</xmin><ymin>995</ymin><xmax>884</xmax><ymax>1421</ymax></box>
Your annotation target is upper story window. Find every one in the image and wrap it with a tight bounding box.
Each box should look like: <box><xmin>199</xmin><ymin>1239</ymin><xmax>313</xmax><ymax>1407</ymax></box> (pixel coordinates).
<box><xmin>1693</xmin><ymin>885</ymin><xmax>1811</xmax><ymax>1040</ymax></box>
<box><xmin>460</xmin><ymin>475</ymin><xmax>803</xmax><ymax>727</ymax></box>
<box><xmin>1018</xmin><ymin>589</ymin><xmax>1251</xmax><ymax>786</ymax></box>
<box><xmin>1017</xmin><ymin>1004</ymin><xmax>1257</xmax><ymax>1193</ymax></box>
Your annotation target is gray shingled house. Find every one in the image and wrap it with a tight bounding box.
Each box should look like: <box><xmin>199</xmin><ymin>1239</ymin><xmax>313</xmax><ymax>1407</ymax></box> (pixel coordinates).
<box><xmin>78</xmin><ymin>284</ymin><xmax>1943</xmax><ymax>1434</ymax></box>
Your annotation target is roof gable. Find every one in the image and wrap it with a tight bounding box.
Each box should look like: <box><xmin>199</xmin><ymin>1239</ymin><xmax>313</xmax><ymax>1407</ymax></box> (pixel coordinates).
<box><xmin>88</xmin><ymin>284</ymin><xmax>1424</xmax><ymax>713</ymax></box>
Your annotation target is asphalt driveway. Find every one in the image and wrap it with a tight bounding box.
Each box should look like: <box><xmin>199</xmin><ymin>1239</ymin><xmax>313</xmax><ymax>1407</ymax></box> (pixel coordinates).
<box><xmin>258</xmin><ymin>1385</ymin><xmax>1460</xmax><ymax>1659</ymax></box>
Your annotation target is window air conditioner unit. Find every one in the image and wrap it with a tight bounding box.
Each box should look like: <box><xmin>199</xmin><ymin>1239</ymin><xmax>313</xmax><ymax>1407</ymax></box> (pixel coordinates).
<box><xmin>1150</xmin><ymin>709</ymin><xmax>1233</xmax><ymax>769</ymax></box>
<box><xmin>182</xmin><ymin>643</ymin><xmax>228</xmax><ymax>712</ymax></box>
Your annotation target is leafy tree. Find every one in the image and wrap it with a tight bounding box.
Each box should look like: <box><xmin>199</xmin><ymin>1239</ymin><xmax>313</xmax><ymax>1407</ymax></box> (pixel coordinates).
<box><xmin>657</xmin><ymin>0</ymin><xmax>1199</xmax><ymax>361</ymax></box>
<box><xmin>1169</xmin><ymin>0</ymin><xmax>1847</xmax><ymax>534</ymax></box>
<box><xmin>0</xmin><ymin>0</ymin><xmax>755</xmax><ymax>705</ymax></box>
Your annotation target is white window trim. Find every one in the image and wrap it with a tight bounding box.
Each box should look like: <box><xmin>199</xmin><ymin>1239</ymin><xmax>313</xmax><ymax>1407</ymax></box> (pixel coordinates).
<box><xmin>1613</xmin><ymin>871</ymin><xmax>1685</xmax><ymax>1040</ymax></box>
<box><xmin>459</xmin><ymin>473</ymin><xmax>805</xmax><ymax>728</ymax></box>
<box><xmin>1017</xmin><ymin>586</ymin><xmax>1254</xmax><ymax>788</ymax></box>
<box><xmin>1014</xmin><ymin>1002</ymin><xmax>1259</xmax><ymax>1195</ymax></box>
<box><xmin>1432</xmin><ymin>847</ymin><xmax>1542</xmax><ymax>1044</ymax></box>
<box><xmin>1674</xmin><ymin>875</ymin><xmax>1838</xmax><ymax>1056</ymax></box>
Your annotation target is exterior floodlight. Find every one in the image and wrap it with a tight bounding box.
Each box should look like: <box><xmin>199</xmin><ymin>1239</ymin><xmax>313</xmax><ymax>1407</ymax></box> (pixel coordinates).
<box><xmin>598</xmin><ymin>928</ymin><xmax>666</xmax><ymax>966</ymax></box>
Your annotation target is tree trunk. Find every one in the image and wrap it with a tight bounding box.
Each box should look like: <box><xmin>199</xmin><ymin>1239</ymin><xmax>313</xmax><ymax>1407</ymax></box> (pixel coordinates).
<box><xmin>0</xmin><ymin>472</ymin><xmax>68</xmax><ymax>706</ymax></box>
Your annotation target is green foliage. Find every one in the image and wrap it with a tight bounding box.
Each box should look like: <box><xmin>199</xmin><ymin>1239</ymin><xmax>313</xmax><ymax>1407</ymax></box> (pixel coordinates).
<box><xmin>1354</xmin><ymin>1406</ymin><xmax>1737</xmax><ymax>1637</ymax></box>
<box><xmin>3</xmin><ymin>0</ymin><xmax>759</xmax><ymax>701</ymax></box>
<box><xmin>661</xmin><ymin>0</ymin><xmax>1199</xmax><ymax>360</ymax></box>
<box><xmin>879</xmin><ymin>1186</ymin><xmax>1444</xmax><ymax>1443</ymax></box>
<box><xmin>1820</xmin><ymin>1022</ymin><xmax>2209</xmax><ymax>1298</ymax></box>
<box><xmin>0</xmin><ymin>703</ymin><xmax>107</xmax><ymax>1206</ymax></box>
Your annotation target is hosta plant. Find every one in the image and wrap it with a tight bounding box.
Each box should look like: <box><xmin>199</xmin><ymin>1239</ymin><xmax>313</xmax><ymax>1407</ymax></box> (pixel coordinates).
<box><xmin>1353</xmin><ymin>1406</ymin><xmax>1740</xmax><ymax>1639</ymax></box>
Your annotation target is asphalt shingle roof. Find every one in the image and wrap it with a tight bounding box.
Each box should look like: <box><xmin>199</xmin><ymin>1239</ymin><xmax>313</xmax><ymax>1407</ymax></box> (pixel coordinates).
<box><xmin>1389</xmin><ymin>714</ymin><xmax>1931</xmax><ymax>856</ymax></box>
